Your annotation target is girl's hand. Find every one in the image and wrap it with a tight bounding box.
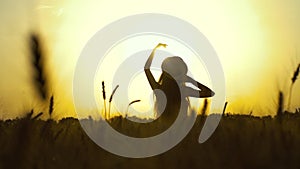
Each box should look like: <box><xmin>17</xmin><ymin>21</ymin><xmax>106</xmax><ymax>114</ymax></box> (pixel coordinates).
<box><xmin>146</xmin><ymin>43</ymin><xmax>167</xmax><ymax>69</ymax></box>
<box><xmin>155</xmin><ymin>43</ymin><xmax>167</xmax><ymax>49</ymax></box>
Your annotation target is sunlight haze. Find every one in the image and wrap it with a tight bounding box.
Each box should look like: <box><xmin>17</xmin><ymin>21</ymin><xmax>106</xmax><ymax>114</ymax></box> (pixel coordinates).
<box><xmin>0</xmin><ymin>0</ymin><xmax>299</xmax><ymax>119</ymax></box>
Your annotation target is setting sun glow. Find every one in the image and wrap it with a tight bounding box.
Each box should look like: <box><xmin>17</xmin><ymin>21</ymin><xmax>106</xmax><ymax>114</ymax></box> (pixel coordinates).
<box><xmin>0</xmin><ymin>0</ymin><xmax>299</xmax><ymax>119</ymax></box>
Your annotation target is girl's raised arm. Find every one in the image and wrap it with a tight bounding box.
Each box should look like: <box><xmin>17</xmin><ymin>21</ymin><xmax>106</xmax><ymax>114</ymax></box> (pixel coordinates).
<box><xmin>144</xmin><ymin>43</ymin><xmax>167</xmax><ymax>90</ymax></box>
<box><xmin>144</xmin><ymin>43</ymin><xmax>167</xmax><ymax>69</ymax></box>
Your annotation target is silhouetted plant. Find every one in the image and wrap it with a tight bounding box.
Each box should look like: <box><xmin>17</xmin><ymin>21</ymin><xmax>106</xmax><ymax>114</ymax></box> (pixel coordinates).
<box><xmin>2</xmin><ymin>113</ymin><xmax>300</xmax><ymax>168</ymax></box>
<box><xmin>26</xmin><ymin>109</ymin><xmax>34</xmax><ymax>119</ymax></box>
<box><xmin>288</xmin><ymin>64</ymin><xmax>300</xmax><ymax>110</ymax></box>
<box><xmin>48</xmin><ymin>95</ymin><xmax>54</xmax><ymax>118</ymax></box>
<box><xmin>126</xmin><ymin>100</ymin><xmax>141</xmax><ymax>117</ymax></box>
<box><xmin>277</xmin><ymin>91</ymin><xmax>284</xmax><ymax>122</ymax></box>
<box><xmin>108</xmin><ymin>85</ymin><xmax>119</xmax><ymax>119</ymax></box>
<box><xmin>32</xmin><ymin>112</ymin><xmax>43</xmax><ymax>120</ymax></box>
<box><xmin>29</xmin><ymin>33</ymin><xmax>48</xmax><ymax>100</ymax></box>
<box><xmin>222</xmin><ymin>102</ymin><xmax>228</xmax><ymax>116</ymax></box>
<box><xmin>102</xmin><ymin>81</ymin><xmax>107</xmax><ymax>119</ymax></box>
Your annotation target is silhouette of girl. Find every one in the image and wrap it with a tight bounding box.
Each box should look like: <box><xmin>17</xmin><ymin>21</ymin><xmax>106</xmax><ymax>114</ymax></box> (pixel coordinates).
<box><xmin>144</xmin><ymin>43</ymin><xmax>215</xmax><ymax>122</ymax></box>
<box><xmin>109</xmin><ymin>43</ymin><xmax>215</xmax><ymax>138</ymax></box>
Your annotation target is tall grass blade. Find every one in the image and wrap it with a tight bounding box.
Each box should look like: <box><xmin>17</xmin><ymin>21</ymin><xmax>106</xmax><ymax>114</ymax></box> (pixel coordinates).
<box><xmin>288</xmin><ymin>64</ymin><xmax>300</xmax><ymax>110</ymax></box>
<box><xmin>102</xmin><ymin>81</ymin><xmax>107</xmax><ymax>119</ymax></box>
<box><xmin>222</xmin><ymin>102</ymin><xmax>228</xmax><ymax>116</ymax></box>
<box><xmin>109</xmin><ymin>85</ymin><xmax>119</xmax><ymax>103</ymax></box>
<box><xmin>26</xmin><ymin>109</ymin><xmax>34</xmax><ymax>119</ymax></box>
<box><xmin>277</xmin><ymin>91</ymin><xmax>284</xmax><ymax>120</ymax></box>
<box><xmin>32</xmin><ymin>112</ymin><xmax>43</xmax><ymax>120</ymax></box>
<box><xmin>291</xmin><ymin>64</ymin><xmax>300</xmax><ymax>83</ymax></box>
<box><xmin>128</xmin><ymin>100</ymin><xmax>141</xmax><ymax>106</ymax></box>
<box><xmin>126</xmin><ymin>100</ymin><xmax>141</xmax><ymax>116</ymax></box>
<box><xmin>48</xmin><ymin>95</ymin><xmax>54</xmax><ymax>118</ymax></box>
<box><xmin>108</xmin><ymin>85</ymin><xmax>119</xmax><ymax>119</ymax></box>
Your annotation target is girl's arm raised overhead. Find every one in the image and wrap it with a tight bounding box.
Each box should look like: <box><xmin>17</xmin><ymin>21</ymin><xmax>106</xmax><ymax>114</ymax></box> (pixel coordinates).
<box><xmin>144</xmin><ymin>43</ymin><xmax>167</xmax><ymax>90</ymax></box>
<box><xmin>144</xmin><ymin>43</ymin><xmax>167</xmax><ymax>69</ymax></box>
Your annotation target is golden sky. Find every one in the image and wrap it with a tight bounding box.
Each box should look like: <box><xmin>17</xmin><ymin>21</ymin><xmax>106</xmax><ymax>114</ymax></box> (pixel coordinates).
<box><xmin>0</xmin><ymin>0</ymin><xmax>299</xmax><ymax>119</ymax></box>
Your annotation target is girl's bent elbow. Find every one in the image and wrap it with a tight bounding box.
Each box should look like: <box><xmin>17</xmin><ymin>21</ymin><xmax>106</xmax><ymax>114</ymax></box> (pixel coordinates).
<box><xmin>202</xmin><ymin>91</ymin><xmax>215</xmax><ymax>98</ymax></box>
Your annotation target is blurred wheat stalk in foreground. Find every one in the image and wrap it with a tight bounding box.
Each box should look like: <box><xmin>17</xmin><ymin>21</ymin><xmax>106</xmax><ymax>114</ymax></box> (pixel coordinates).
<box><xmin>29</xmin><ymin>33</ymin><xmax>48</xmax><ymax>100</ymax></box>
<box><xmin>109</xmin><ymin>85</ymin><xmax>119</xmax><ymax>119</ymax></box>
<box><xmin>29</xmin><ymin>33</ymin><xmax>54</xmax><ymax>119</ymax></box>
<box><xmin>288</xmin><ymin>64</ymin><xmax>300</xmax><ymax>110</ymax></box>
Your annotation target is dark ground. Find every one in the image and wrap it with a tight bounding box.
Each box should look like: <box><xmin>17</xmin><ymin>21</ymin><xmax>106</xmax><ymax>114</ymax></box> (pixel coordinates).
<box><xmin>0</xmin><ymin>112</ymin><xmax>300</xmax><ymax>169</ymax></box>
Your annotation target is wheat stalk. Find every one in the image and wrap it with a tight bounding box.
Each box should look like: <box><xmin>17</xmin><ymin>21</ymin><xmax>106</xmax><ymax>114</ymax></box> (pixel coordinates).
<box><xmin>277</xmin><ymin>91</ymin><xmax>284</xmax><ymax>117</ymax></box>
<box><xmin>48</xmin><ymin>95</ymin><xmax>54</xmax><ymax>119</ymax></box>
<box><xmin>29</xmin><ymin>33</ymin><xmax>48</xmax><ymax>100</ymax></box>
<box><xmin>128</xmin><ymin>100</ymin><xmax>141</xmax><ymax>106</ymax></box>
<box><xmin>222</xmin><ymin>102</ymin><xmax>228</xmax><ymax>116</ymax></box>
<box><xmin>291</xmin><ymin>64</ymin><xmax>300</xmax><ymax>83</ymax></box>
<box><xmin>126</xmin><ymin>100</ymin><xmax>141</xmax><ymax>117</ymax></box>
<box><xmin>288</xmin><ymin>64</ymin><xmax>300</xmax><ymax>110</ymax></box>
<box><xmin>108</xmin><ymin>85</ymin><xmax>119</xmax><ymax>119</ymax></box>
<box><xmin>32</xmin><ymin>112</ymin><xmax>43</xmax><ymax>120</ymax></box>
<box><xmin>102</xmin><ymin>81</ymin><xmax>107</xmax><ymax>119</ymax></box>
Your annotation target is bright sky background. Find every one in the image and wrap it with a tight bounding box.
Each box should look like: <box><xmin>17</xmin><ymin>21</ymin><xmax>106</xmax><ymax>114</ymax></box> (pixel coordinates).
<box><xmin>0</xmin><ymin>0</ymin><xmax>300</xmax><ymax>119</ymax></box>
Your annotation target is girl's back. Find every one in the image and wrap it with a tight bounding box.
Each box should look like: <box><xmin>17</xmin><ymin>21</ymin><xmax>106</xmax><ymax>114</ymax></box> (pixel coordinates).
<box><xmin>155</xmin><ymin>73</ymin><xmax>183</xmax><ymax>122</ymax></box>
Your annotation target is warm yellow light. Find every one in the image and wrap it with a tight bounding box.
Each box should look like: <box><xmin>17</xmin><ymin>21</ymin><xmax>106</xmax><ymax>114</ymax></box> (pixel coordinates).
<box><xmin>34</xmin><ymin>0</ymin><xmax>299</xmax><ymax>118</ymax></box>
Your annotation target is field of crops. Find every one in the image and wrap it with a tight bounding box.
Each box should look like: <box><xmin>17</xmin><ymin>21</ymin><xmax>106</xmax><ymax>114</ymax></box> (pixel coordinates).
<box><xmin>1</xmin><ymin>111</ymin><xmax>300</xmax><ymax>169</ymax></box>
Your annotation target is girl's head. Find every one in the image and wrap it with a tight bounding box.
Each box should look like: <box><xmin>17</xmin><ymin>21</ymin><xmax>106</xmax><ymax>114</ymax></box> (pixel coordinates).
<box><xmin>161</xmin><ymin>56</ymin><xmax>187</xmax><ymax>80</ymax></box>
